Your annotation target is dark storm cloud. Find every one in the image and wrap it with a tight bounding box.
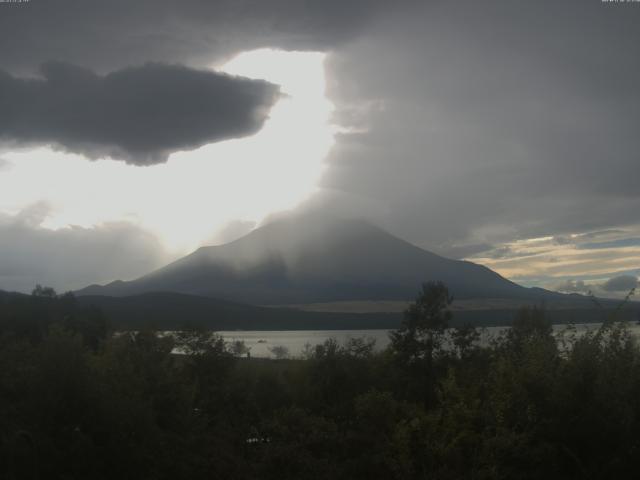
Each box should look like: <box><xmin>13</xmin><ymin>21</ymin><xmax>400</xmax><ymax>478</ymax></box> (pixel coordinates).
<box><xmin>0</xmin><ymin>62</ymin><xmax>280</xmax><ymax>164</ymax></box>
<box><xmin>602</xmin><ymin>275</ymin><xmax>638</xmax><ymax>293</ymax></box>
<box><xmin>1</xmin><ymin>0</ymin><xmax>639</xmax><ymax>288</ymax></box>
<box><xmin>0</xmin><ymin>205</ymin><xmax>170</xmax><ymax>293</ymax></box>
<box><xmin>555</xmin><ymin>274</ymin><xmax>637</xmax><ymax>297</ymax></box>
<box><xmin>0</xmin><ymin>0</ymin><xmax>396</xmax><ymax>74</ymax></box>
<box><xmin>319</xmin><ymin>0</ymin><xmax>640</xmax><ymax>250</ymax></box>
<box><xmin>2</xmin><ymin>0</ymin><xmax>637</xmax><ymax>235</ymax></box>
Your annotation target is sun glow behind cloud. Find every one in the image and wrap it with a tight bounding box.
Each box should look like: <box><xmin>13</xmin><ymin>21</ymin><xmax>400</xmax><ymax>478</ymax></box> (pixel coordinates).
<box><xmin>0</xmin><ymin>49</ymin><xmax>334</xmax><ymax>254</ymax></box>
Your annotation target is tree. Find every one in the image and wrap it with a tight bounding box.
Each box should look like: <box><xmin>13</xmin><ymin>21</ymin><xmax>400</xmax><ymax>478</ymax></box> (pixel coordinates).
<box><xmin>31</xmin><ymin>284</ymin><xmax>57</xmax><ymax>299</ymax></box>
<box><xmin>390</xmin><ymin>281</ymin><xmax>452</xmax><ymax>366</ymax></box>
<box><xmin>450</xmin><ymin>323</ymin><xmax>481</xmax><ymax>359</ymax></box>
<box><xmin>503</xmin><ymin>305</ymin><xmax>553</xmax><ymax>354</ymax></box>
<box><xmin>174</xmin><ymin>328</ymin><xmax>235</xmax><ymax>418</ymax></box>
<box><xmin>229</xmin><ymin>339</ymin><xmax>251</xmax><ymax>358</ymax></box>
<box><xmin>389</xmin><ymin>281</ymin><xmax>452</xmax><ymax>406</ymax></box>
<box><xmin>268</xmin><ymin>345</ymin><xmax>290</xmax><ymax>360</ymax></box>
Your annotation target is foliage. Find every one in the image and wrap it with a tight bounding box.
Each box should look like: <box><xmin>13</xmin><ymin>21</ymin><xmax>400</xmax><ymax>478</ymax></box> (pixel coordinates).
<box><xmin>268</xmin><ymin>345</ymin><xmax>290</xmax><ymax>360</ymax></box>
<box><xmin>2</xmin><ymin>284</ymin><xmax>640</xmax><ymax>478</ymax></box>
<box><xmin>390</xmin><ymin>281</ymin><xmax>453</xmax><ymax>366</ymax></box>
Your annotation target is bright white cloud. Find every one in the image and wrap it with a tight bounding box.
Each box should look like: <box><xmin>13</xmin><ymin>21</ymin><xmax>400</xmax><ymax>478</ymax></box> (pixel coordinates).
<box><xmin>0</xmin><ymin>49</ymin><xmax>335</xmax><ymax>255</ymax></box>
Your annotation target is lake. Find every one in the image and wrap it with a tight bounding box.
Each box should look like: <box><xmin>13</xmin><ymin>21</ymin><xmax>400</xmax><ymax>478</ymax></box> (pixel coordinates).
<box><xmin>218</xmin><ymin>322</ymin><xmax>640</xmax><ymax>358</ymax></box>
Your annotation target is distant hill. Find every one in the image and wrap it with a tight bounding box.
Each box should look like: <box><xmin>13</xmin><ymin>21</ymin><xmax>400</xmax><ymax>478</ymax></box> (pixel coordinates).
<box><xmin>78</xmin><ymin>292</ymin><xmax>640</xmax><ymax>330</ymax></box>
<box><xmin>77</xmin><ymin>214</ymin><xmax>572</xmax><ymax>305</ymax></box>
<box><xmin>3</xmin><ymin>288</ymin><xmax>635</xmax><ymax>331</ymax></box>
<box><xmin>76</xmin><ymin>292</ymin><xmax>401</xmax><ymax>330</ymax></box>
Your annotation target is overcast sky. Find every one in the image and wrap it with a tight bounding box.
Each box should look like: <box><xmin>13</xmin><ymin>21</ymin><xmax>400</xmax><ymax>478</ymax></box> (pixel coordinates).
<box><xmin>0</xmin><ymin>0</ymin><xmax>638</xmax><ymax>296</ymax></box>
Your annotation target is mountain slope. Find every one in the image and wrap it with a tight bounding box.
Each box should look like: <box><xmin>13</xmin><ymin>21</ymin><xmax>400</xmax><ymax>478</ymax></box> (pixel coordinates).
<box><xmin>77</xmin><ymin>215</ymin><xmax>559</xmax><ymax>304</ymax></box>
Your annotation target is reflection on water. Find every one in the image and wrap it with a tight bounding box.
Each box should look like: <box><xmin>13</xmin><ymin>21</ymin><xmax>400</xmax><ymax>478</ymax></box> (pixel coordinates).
<box><xmin>218</xmin><ymin>323</ymin><xmax>640</xmax><ymax>359</ymax></box>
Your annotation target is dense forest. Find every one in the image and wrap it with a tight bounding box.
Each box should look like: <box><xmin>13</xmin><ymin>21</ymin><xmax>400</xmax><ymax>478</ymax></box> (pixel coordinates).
<box><xmin>1</xmin><ymin>283</ymin><xmax>640</xmax><ymax>479</ymax></box>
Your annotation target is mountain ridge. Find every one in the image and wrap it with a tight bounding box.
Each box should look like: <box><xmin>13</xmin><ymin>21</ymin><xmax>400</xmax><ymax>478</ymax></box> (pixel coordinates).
<box><xmin>77</xmin><ymin>214</ymin><xmax>563</xmax><ymax>304</ymax></box>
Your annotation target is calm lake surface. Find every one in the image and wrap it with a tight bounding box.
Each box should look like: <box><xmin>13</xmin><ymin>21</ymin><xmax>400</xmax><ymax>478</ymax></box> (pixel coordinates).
<box><xmin>218</xmin><ymin>323</ymin><xmax>640</xmax><ymax>358</ymax></box>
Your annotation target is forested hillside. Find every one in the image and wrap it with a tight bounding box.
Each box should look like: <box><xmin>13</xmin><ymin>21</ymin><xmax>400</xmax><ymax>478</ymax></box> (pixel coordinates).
<box><xmin>1</xmin><ymin>283</ymin><xmax>640</xmax><ymax>479</ymax></box>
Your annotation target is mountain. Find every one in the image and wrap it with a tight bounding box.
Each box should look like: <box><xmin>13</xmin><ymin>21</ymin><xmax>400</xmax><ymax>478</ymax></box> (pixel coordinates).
<box><xmin>77</xmin><ymin>214</ymin><xmax>562</xmax><ymax>305</ymax></box>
